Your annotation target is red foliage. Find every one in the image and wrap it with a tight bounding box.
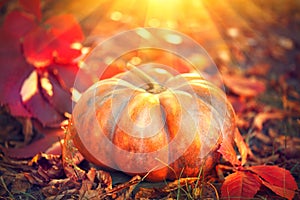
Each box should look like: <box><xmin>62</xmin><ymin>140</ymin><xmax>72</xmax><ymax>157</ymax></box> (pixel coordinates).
<box><xmin>218</xmin><ymin>130</ymin><xmax>298</xmax><ymax>200</ymax></box>
<box><xmin>233</xmin><ymin>129</ymin><xmax>250</xmax><ymax>165</ymax></box>
<box><xmin>0</xmin><ymin>0</ymin><xmax>84</xmax><ymax>127</ymax></box>
<box><xmin>19</xmin><ymin>0</ymin><xmax>42</xmax><ymax>21</ymax></box>
<box><xmin>249</xmin><ymin>165</ymin><xmax>298</xmax><ymax>200</ymax></box>
<box><xmin>221</xmin><ymin>171</ymin><xmax>261</xmax><ymax>199</ymax></box>
<box><xmin>217</xmin><ymin>137</ymin><xmax>241</xmax><ymax>166</ymax></box>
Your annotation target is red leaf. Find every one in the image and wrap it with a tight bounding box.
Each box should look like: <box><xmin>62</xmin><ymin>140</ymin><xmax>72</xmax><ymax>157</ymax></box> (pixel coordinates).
<box><xmin>41</xmin><ymin>73</ymin><xmax>72</xmax><ymax>114</ymax></box>
<box><xmin>248</xmin><ymin>165</ymin><xmax>298</xmax><ymax>200</ymax></box>
<box><xmin>49</xmin><ymin>63</ymin><xmax>79</xmax><ymax>89</ymax></box>
<box><xmin>221</xmin><ymin>171</ymin><xmax>261</xmax><ymax>199</ymax></box>
<box><xmin>223</xmin><ymin>74</ymin><xmax>266</xmax><ymax>98</ymax></box>
<box><xmin>23</xmin><ymin>14</ymin><xmax>84</xmax><ymax>68</ymax></box>
<box><xmin>3</xmin><ymin>11</ymin><xmax>37</xmax><ymax>38</ymax></box>
<box><xmin>19</xmin><ymin>0</ymin><xmax>42</xmax><ymax>21</ymax></box>
<box><xmin>234</xmin><ymin>129</ymin><xmax>250</xmax><ymax>165</ymax></box>
<box><xmin>45</xmin><ymin>14</ymin><xmax>84</xmax><ymax>44</ymax></box>
<box><xmin>2</xmin><ymin>125</ymin><xmax>64</xmax><ymax>158</ymax></box>
<box><xmin>23</xmin><ymin>26</ymin><xmax>54</xmax><ymax>68</ymax></box>
<box><xmin>218</xmin><ymin>138</ymin><xmax>241</xmax><ymax>166</ymax></box>
<box><xmin>0</xmin><ymin>31</ymin><xmax>34</xmax><ymax>117</ymax></box>
<box><xmin>53</xmin><ymin>40</ymin><xmax>82</xmax><ymax>64</ymax></box>
<box><xmin>22</xmin><ymin>89</ymin><xmax>65</xmax><ymax>127</ymax></box>
<box><xmin>20</xmin><ymin>71</ymin><xmax>64</xmax><ymax>127</ymax></box>
<box><xmin>260</xmin><ymin>179</ymin><xmax>296</xmax><ymax>200</ymax></box>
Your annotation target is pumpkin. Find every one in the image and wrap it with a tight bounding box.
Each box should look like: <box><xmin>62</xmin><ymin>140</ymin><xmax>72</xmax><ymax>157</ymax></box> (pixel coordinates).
<box><xmin>72</xmin><ymin>63</ymin><xmax>236</xmax><ymax>181</ymax></box>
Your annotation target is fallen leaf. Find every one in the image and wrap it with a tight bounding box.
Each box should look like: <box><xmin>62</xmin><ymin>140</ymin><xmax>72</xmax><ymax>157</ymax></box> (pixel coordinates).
<box><xmin>252</xmin><ymin>131</ymin><xmax>272</xmax><ymax>144</ymax></box>
<box><xmin>260</xmin><ymin>179</ymin><xmax>296</xmax><ymax>200</ymax></box>
<box><xmin>246</xmin><ymin>63</ymin><xmax>271</xmax><ymax>76</ymax></box>
<box><xmin>275</xmin><ymin>136</ymin><xmax>300</xmax><ymax>159</ymax></box>
<box><xmin>248</xmin><ymin>165</ymin><xmax>297</xmax><ymax>200</ymax></box>
<box><xmin>95</xmin><ymin>170</ymin><xmax>112</xmax><ymax>190</ymax></box>
<box><xmin>234</xmin><ymin>129</ymin><xmax>251</xmax><ymax>165</ymax></box>
<box><xmin>227</xmin><ymin>96</ymin><xmax>247</xmax><ymax>114</ymax></box>
<box><xmin>253</xmin><ymin>110</ymin><xmax>286</xmax><ymax>131</ymax></box>
<box><xmin>41</xmin><ymin>178</ymin><xmax>80</xmax><ymax>198</ymax></box>
<box><xmin>218</xmin><ymin>138</ymin><xmax>240</xmax><ymax>166</ymax></box>
<box><xmin>24</xmin><ymin>153</ymin><xmax>64</xmax><ymax>186</ymax></box>
<box><xmin>221</xmin><ymin>171</ymin><xmax>261</xmax><ymax>199</ymax></box>
<box><xmin>79</xmin><ymin>168</ymin><xmax>96</xmax><ymax>196</ymax></box>
<box><xmin>223</xmin><ymin>73</ymin><xmax>266</xmax><ymax>97</ymax></box>
<box><xmin>11</xmin><ymin>173</ymin><xmax>31</xmax><ymax>194</ymax></box>
<box><xmin>103</xmin><ymin>175</ymin><xmax>141</xmax><ymax>199</ymax></box>
<box><xmin>2</xmin><ymin>124</ymin><xmax>64</xmax><ymax>159</ymax></box>
<box><xmin>61</xmin><ymin>121</ymin><xmax>85</xmax><ymax>181</ymax></box>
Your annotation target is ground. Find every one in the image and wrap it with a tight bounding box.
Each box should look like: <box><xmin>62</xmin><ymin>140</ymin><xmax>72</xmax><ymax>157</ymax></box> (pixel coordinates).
<box><xmin>0</xmin><ymin>0</ymin><xmax>300</xmax><ymax>199</ymax></box>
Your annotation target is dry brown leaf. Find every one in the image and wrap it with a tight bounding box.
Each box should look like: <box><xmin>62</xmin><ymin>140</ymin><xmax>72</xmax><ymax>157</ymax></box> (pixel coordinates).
<box><xmin>275</xmin><ymin>136</ymin><xmax>300</xmax><ymax>159</ymax></box>
<box><xmin>282</xmin><ymin>96</ymin><xmax>300</xmax><ymax>114</ymax></box>
<box><xmin>24</xmin><ymin>153</ymin><xmax>64</xmax><ymax>186</ymax></box>
<box><xmin>251</xmin><ymin>131</ymin><xmax>272</xmax><ymax>144</ymax></box>
<box><xmin>61</xmin><ymin>120</ymin><xmax>85</xmax><ymax>181</ymax></box>
<box><xmin>95</xmin><ymin>170</ymin><xmax>113</xmax><ymax>190</ymax></box>
<box><xmin>41</xmin><ymin>178</ymin><xmax>79</xmax><ymax>198</ymax></box>
<box><xmin>253</xmin><ymin>111</ymin><xmax>286</xmax><ymax>131</ymax></box>
<box><xmin>100</xmin><ymin>175</ymin><xmax>141</xmax><ymax>199</ymax></box>
<box><xmin>79</xmin><ymin>168</ymin><xmax>96</xmax><ymax>196</ymax></box>
<box><xmin>246</xmin><ymin>63</ymin><xmax>271</xmax><ymax>76</ymax></box>
<box><xmin>223</xmin><ymin>73</ymin><xmax>266</xmax><ymax>98</ymax></box>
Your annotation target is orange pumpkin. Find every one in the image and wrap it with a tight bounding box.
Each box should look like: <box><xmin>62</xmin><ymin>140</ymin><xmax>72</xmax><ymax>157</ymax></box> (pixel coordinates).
<box><xmin>72</xmin><ymin>64</ymin><xmax>235</xmax><ymax>181</ymax></box>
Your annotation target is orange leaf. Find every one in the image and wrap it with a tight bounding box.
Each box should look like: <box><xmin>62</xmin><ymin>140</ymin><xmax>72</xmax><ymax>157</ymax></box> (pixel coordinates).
<box><xmin>23</xmin><ymin>14</ymin><xmax>84</xmax><ymax>68</ymax></box>
<box><xmin>218</xmin><ymin>138</ymin><xmax>240</xmax><ymax>166</ymax></box>
<box><xmin>253</xmin><ymin>111</ymin><xmax>286</xmax><ymax>131</ymax></box>
<box><xmin>234</xmin><ymin>129</ymin><xmax>250</xmax><ymax>165</ymax></box>
<box><xmin>45</xmin><ymin>14</ymin><xmax>84</xmax><ymax>44</ymax></box>
<box><xmin>221</xmin><ymin>171</ymin><xmax>261</xmax><ymax>199</ymax></box>
<box><xmin>223</xmin><ymin>73</ymin><xmax>266</xmax><ymax>98</ymax></box>
<box><xmin>23</xmin><ymin>26</ymin><xmax>54</xmax><ymax>67</ymax></box>
<box><xmin>260</xmin><ymin>180</ymin><xmax>296</xmax><ymax>200</ymax></box>
<box><xmin>248</xmin><ymin>165</ymin><xmax>298</xmax><ymax>200</ymax></box>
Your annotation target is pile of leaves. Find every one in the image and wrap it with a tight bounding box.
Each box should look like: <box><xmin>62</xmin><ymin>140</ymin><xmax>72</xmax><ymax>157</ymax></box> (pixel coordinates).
<box><xmin>0</xmin><ymin>0</ymin><xmax>300</xmax><ymax>199</ymax></box>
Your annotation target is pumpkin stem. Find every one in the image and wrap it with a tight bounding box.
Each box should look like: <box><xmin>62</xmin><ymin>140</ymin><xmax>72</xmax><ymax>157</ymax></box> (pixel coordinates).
<box><xmin>126</xmin><ymin>63</ymin><xmax>166</xmax><ymax>94</ymax></box>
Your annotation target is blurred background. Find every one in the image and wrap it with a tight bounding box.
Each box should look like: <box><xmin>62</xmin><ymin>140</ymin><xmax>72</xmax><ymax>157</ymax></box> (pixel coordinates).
<box><xmin>1</xmin><ymin>0</ymin><xmax>299</xmax><ymax>79</ymax></box>
<box><xmin>39</xmin><ymin>0</ymin><xmax>300</xmax><ymax>73</ymax></box>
